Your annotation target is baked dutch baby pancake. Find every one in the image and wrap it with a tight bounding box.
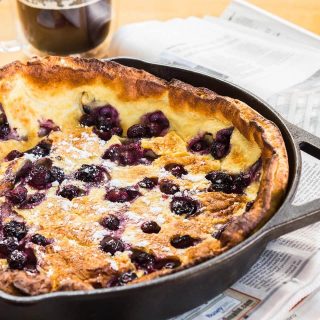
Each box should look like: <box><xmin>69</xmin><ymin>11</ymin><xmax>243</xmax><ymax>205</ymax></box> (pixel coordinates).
<box><xmin>0</xmin><ymin>57</ymin><xmax>288</xmax><ymax>295</ymax></box>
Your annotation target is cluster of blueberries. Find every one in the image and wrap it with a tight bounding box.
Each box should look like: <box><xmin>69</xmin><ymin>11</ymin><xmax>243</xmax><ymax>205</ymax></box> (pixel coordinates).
<box><xmin>79</xmin><ymin>105</ymin><xmax>169</xmax><ymax>142</ymax></box>
<box><xmin>0</xmin><ymin>219</ymin><xmax>50</xmax><ymax>270</ymax></box>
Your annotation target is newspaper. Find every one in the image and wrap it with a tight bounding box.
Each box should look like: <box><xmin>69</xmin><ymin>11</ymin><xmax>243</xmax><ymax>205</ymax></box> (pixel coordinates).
<box><xmin>220</xmin><ymin>0</ymin><xmax>320</xmax><ymax>50</ymax></box>
<box><xmin>220</xmin><ymin>0</ymin><xmax>320</xmax><ymax>136</ymax></box>
<box><xmin>110</xmin><ymin>2</ymin><xmax>320</xmax><ymax>319</ymax></box>
<box><xmin>110</xmin><ymin>7</ymin><xmax>320</xmax><ymax>100</ymax></box>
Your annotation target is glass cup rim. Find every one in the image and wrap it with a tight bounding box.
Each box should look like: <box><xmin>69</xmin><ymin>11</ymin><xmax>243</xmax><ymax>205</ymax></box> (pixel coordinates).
<box><xmin>17</xmin><ymin>0</ymin><xmax>104</xmax><ymax>10</ymax></box>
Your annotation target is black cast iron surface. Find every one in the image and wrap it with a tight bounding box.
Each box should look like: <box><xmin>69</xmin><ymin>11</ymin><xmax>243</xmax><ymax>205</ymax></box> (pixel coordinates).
<box><xmin>1</xmin><ymin>58</ymin><xmax>320</xmax><ymax>320</ymax></box>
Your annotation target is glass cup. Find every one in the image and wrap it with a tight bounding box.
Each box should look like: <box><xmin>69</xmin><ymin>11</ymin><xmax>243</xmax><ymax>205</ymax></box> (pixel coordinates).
<box><xmin>13</xmin><ymin>0</ymin><xmax>112</xmax><ymax>57</ymax></box>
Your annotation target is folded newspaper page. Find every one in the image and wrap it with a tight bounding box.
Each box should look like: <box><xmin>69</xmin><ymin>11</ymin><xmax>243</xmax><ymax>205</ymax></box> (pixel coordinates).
<box><xmin>110</xmin><ymin>6</ymin><xmax>320</xmax><ymax>101</ymax></box>
<box><xmin>109</xmin><ymin>1</ymin><xmax>320</xmax><ymax>318</ymax></box>
<box><xmin>220</xmin><ymin>0</ymin><xmax>320</xmax><ymax>50</ymax></box>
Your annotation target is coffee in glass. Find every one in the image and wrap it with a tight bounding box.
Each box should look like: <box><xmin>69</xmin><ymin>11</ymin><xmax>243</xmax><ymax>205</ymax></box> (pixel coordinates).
<box><xmin>16</xmin><ymin>0</ymin><xmax>112</xmax><ymax>56</ymax></box>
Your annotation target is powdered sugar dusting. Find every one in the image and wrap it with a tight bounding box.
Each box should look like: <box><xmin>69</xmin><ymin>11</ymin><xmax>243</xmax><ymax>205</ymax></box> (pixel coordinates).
<box><xmin>109</xmin><ymin>260</ymin><xmax>118</xmax><ymax>271</ymax></box>
<box><xmin>184</xmin><ymin>173</ymin><xmax>203</xmax><ymax>182</ymax></box>
<box><xmin>60</xmin><ymin>200</ymin><xmax>72</xmax><ymax>211</ymax></box>
<box><xmin>92</xmin><ymin>229</ymin><xmax>108</xmax><ymax>241</ymax></box>
<box><xmin>150</xmin><ymin>206</ymin><xmax>162</xmax><ymax>214</ymax></box>
<box><xmin>24</xmin><ymin>153</ymin><xmax>39</xmax><ymax>161</ymax></box>
<box><xmin>135</xmin><ymin>240</ymin><xmax>149</xmax><ymax>247</ymax></box>
<box><xmin>125</xmin><ymin>211</ymin><xmax>142</xmax><ymax>222</ymax></box>
<box><xmin>155</xmin><ymin>215</ymin><xmax>165</xmax><ymax>225</ymax></box>
<box><xmin>159</xmin><ymin>168</ymin><xmax>170</xmax><ymax>179</ymax></box>
<box><xmin>91</xmin><ymin>204</ymin><xmax>108</xmax><ymax>214</ymax></box>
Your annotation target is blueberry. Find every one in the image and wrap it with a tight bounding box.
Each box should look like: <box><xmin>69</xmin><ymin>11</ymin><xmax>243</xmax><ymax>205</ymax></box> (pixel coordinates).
<box><xmin>246</xmin><ymin>201</ymin><xmax>254</xmax><ymax>211</ymax></box>
<box><xmin>215</xmin><ymin>127</ymin><xmax>234</xmax><ymax>143</ymax></box>
<box><xmin>25</xmin><ymin>140</ymin><xmax>52</xmax><ymax>158</ymax></box>
<box><xmin>50</xmin><ymin>166</ymin><xmax>65</xmax><ymax>183</ymax></box>
<box><xmin>100</xmin><ymin>236</ymin><xmax>125</xmax><ymax>255</ymax></box>
<box><xmin>79</xmin><ymin>105</ymin><xmax>123</xmax><ymax>140</ymax></box>
<box><xmin>0</xmin><ymin>112</ymin><xmax>6</xmax><ymax>124</ymax></box>
<box><xmin>122</xmin><ymin>188</ymin><xmax>141</xmax><ymax>201</ymax></box>
<box><xmin>138</xmin><ymin>177</ymin><xmax>158</xmax><ymax>189</ymax></box>
<box><xmin>148</xmin><ymin>122</ymin><xmax>163</xmax><ymax>137</ymax></box>
<box><xmin>119</xmin><ymin>149</ymin><xmax>139</xmax><ymax>166</ymax></box>
<box><xmin>230</xmin><ymin>159</ymin><xmax>261</xmax><ymax>194</ymax></box>
<box><xmin>140</xmin><ymin>110</ymin><xmax>170</xmax><ymax>137</ymax></box>
<box><xmin>3</xmin><ymin>221</ymin><xmax>28</xmax><ymax>240</ymax></box>
<box><xmin>205</xmin><ymin>171</ymin><xmax>233</xmax><ymax>194</ymax></box>
<box><xmin>105</xmin><ymin>188</ymin><xmax>141</xmax><ymax>203</ymax></box>
<box><xmin>31</xmin><ymin>234</ymin><xmax>50</xmax><ymax>246</ymax></box>
<box><xmin>117</xmin><ymin>271</ymin><xmax>137</xmax><ymax>285</ymax></box>
<box><xmin>75</xmin><ymin>164</ymin><xmax>104</xmax><ymax>183</ymax></box>
<box><xmin>211</xmin><ymin>141</ymin><xmax>230</xmax><ymax>160</ymax></box>
<box><xmin>6</xmin><ymin>186</ymin><xmax>28</xmax><ymax>205</ymax></box>
<box><xmin>211</xmin><ymin>127</ymin><xmax>234</xmax><ymax>159</ymax></box>
<box><xmin>7</xmin><ymin>250</ymin><xmax>27</xmax><ymax>270</ymax></box>
<box><xmin>0</xmin><ymin>237</ymin><xmax>19</xmax><ymax>256</ymax></box>
<box><xmin>82</xmin><ymin>105</ymin><xmax>91</xmax><ymax>114</ymax></box>
<box><xmin>159</xmin><ymin>180</ymin><xmax>180</xmax><ymax>195</ymax></box>
<box><xmin>102</xmin><ymin>144</ymin><xmax>121</xmax><ymax>162</ymax></box>
<box><xmin>0</xmin><ymin>123</ymin><xmax>10</xmax><ymax>140</ymax></box>
<box><xmin>170</xmin><ymin>235</ymin><xmax>198</xmax><ymax>249</ymax></box>
<box><xmin>79</xmin><ymin>114</ymin><xmax>95</xmax><ymax>127</ymax></box>
<box><xmin>102</xmin><ymin>142</ymin><xmax>157</xmax><ymax>166</ymax></box>
<box><xmin>28</xmin><ymin>165</ymin><xmax>52</xmax><ymax>190</ymax></box>
<box><xmin>170</xmin><ymin>197</ymin><xmax>198</xmax><ymax>217</ymax></box>
<box><xmin>103</xmin><ymin>143</ymin><xmax>138</xmax><ymax>166</ymax></box>
<box><xmin>38</xmin><ymin>119</ymin><xmax>59</xmax><ymax>137</ymax></box>
<box><xmin>111</xmin><ymin>126</ymin><xmax>123</xmax><ymax>136</ymax></box>
<box><xmin>155</xmin><ymin>257</ymin><xmax>181</xmax><ymax>270</ymax></box>
<box><xmin>93</xmin><ymin>127</ymin><xmax>112</xmax><ymax>141</ymax></box>
<box><xmin>130</xmin><ymin>249</ymin><xmax>155</xmax><ymax>271</ymax></box>
<box><xmin>188</xmin><ymin>133</ymin><xmax>212</xmax><ymax>154</ymax></box>
<box><xmin>19</xmin><ymin>192</ymin><xmax>46</xmax><ymax>209</ymax></box>
<box><xmin>164</xmin><ymin>163</ymin><xmax>188</xmax><ymax>177</ymax></box>
<box><xmin>105</xmin><ymin>188</ymin><xmax>130</xmax><ymax>203</ymax></box>
<box><xmin>141</xmin><ymin>221</ymin><xmax>161</xmax><ymax>234</ymax></box>
<box><xmin>15</xmin><ymin>160</ymin><xmax>33</xmax><ymax>183</ymax></box>
<box><xmin>95</xmin><ymin>117</ymin><xmax>115</xmax><ymax>132</ymax></box>
<box><xmin>205</xmin><ymin>160</ymin><xmax>261</xmax><ymax>194</ymax></box>
<box><xmin>190</xmin><ymin>140</ymin><xmax>209</xmax><ymax>152</ymax></box>
<box><xmin>127</xmin><ymin>124</ymin><xmax>150</xmax><ymax>139</ymax></box>
<box><xmin>232</xmin><ymin>173</ymin><xmax>251</xmax><ymax>193</ymax></box>
<box><xmin>100</xmin><ymin>215</ymin><xmax>120</xmax><ymax>231</ymax></box>
<box><xmin>5</xmin><ymin>150</ymin><xmax>23</xmax><ymax>161</ymax></box>
<box><xmin>149</xmin><ymin>111</ymin><xmax>169</xmax><ymax>125</ymax></box>
<box><xmin>35</xmin><ymin>157</ymin><xmax>53</xmax><ymax>168</ymax></box>
<box><xmin>96</xmin><ymin>105</ymin><xmax>119</xmax><ymax>120</ymax></box>
<box><xmin>57</xmin><ymin>185</ymin><xmax>85</xmax><ymax>200</ymax></box>
<box><xmin>23</xmin><ymin>247</ymin><xmax>37</xmax><ymax>270</ymax></box>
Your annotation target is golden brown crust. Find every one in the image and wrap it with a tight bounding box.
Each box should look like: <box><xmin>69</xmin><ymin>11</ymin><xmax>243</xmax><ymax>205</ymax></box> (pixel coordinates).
<box><xmin>0</xmin><ymin>56</ymin><xmax>288</xmax><ymax>295</ymax></box>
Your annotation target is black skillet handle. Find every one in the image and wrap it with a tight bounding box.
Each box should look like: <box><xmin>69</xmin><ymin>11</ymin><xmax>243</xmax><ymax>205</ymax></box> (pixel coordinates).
<box><xmin>264</xmin><ymin>122</ymin><xmax>320</xmax><ymax>238</ymax></box>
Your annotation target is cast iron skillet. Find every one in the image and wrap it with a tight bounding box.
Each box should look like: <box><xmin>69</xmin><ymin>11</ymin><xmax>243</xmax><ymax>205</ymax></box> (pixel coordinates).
<box><xmin>2</xmin><ymin>58</ymin><xmax>320</xmax><ymax>320</ymax></box>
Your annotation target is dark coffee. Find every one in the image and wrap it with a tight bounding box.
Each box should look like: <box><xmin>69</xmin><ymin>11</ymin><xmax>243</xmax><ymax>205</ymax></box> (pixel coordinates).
<box><xmin>17</xmin><ymin>0</ymin><xmax>111</xmax><ymax>55</ymax></box>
